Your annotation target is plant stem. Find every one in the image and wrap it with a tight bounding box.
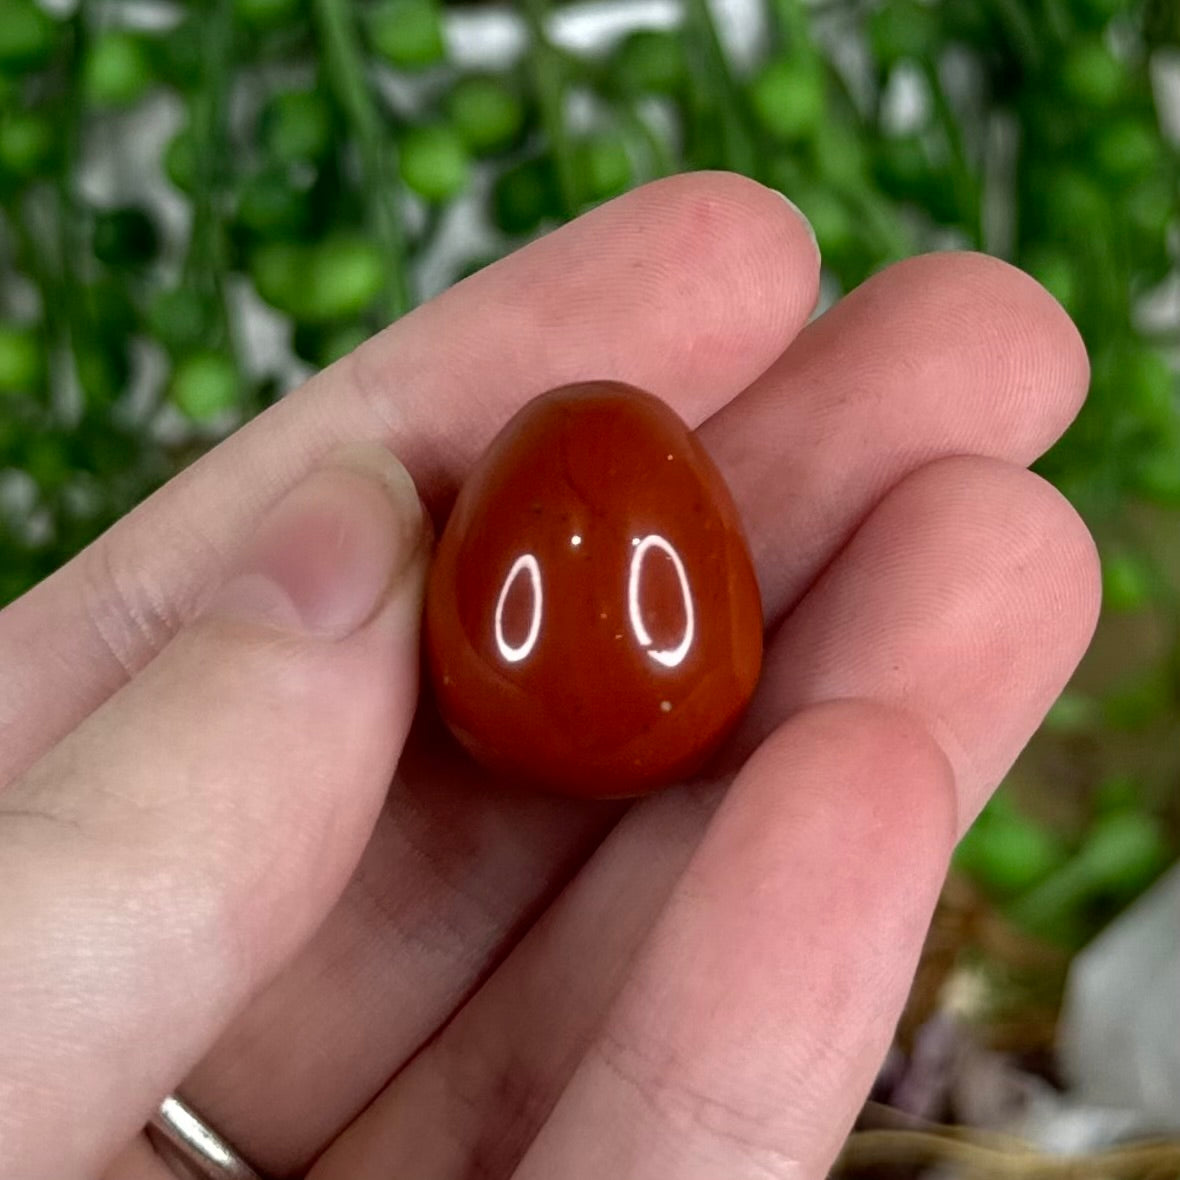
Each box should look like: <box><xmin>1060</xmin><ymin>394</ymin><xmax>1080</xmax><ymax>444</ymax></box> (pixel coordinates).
<box><xmin>13</xmin><ymin>197</ymin><xmax>63</xmax><ymax>387</ymax></box>
<box><xmin>769</xmin><ymin>0</ymin><xmax>813</xmax><ymax>54</ymax></box>
<box><xmin>990</xmin><ymin>0</ymin><xmax>1043</xmax><ymax>70</ymax></box>
<box><xmin>620</xmin><ymin>102</ymin><xmax>676</xmax><ymax>180</ymax></box>
<box><xmin>312</xmin><ymin>0</ymin><xmax>411</xmax><ymax>320</ymax></box>
<box><xmin>981</xmin><ymin>111</ymin><xmax>1018</xmax><ymax>257</ymax></box>
<box><xmin>845</xmin><ymin>188</ymin><xmax>913</xmax><ymax>260</ymax></box>
<box><xmin>683</xmin><ymin>0</ymin><xmax>757</xmax><ymax>176</ymax></box>
<box><xmin>54</xmin><ymin>2</ymin><xmax>88</xmax><ymax>382</ymax></box>
<box><xmin>520</xmin><ymin>0</ymin><xmax>579</xmax><ymax>218</ymax></box>
<box><xmin>1041</xmin><ymin>0</ymin><xmax>1073</xmax><ymax>43</ymax></box>
<box><xmin>185</xmin><ymin>0</ymin><xmax>235</xmax><ymax>349</ymax></box>
<box><xmin>922</xmin><ymin>59</ymin><xmax>983</xmax><ymax>248</ymax></box>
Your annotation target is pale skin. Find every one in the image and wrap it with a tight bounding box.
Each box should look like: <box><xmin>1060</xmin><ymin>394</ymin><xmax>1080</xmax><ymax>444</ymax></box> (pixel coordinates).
<box><xmin>0</xmin><ymin>173</ymin><xmax>1100</xmax><ymax>1180</ymax></box>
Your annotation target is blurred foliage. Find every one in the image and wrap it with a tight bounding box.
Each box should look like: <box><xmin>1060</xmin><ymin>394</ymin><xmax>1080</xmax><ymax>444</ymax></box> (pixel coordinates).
<box><xmin>0</xmin><ymin>0</ymin><xmax>1178</xmax><ymax>937</ymax></box>
<box><xmin>953</xmin><ymin>782</ymin><xmax>1171</xmax><ymax>946</ymax></box>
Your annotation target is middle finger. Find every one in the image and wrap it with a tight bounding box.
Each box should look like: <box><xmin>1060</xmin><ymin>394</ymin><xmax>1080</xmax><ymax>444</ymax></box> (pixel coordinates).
<box><xmin>702</xmin><ymin>248</ymin><xmax>1089</xmax><ymax>615</ymax></box>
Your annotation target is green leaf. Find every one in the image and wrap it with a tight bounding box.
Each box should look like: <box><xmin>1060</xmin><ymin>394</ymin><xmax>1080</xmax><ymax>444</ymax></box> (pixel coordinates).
<box><xmin>83</xmin><ymin>31</ymin><xmax>157</xmax><ymax>109</ymax></box>
<box><xmin>0</xmin><ymin>321</ymin><xmax>44</xmax><ymax>395</ymax></box>
<box><xmin>145</xmin><ymin>287</ymin><xmax>212</xmax><ymax>354</ymax></box>
<box><xmin>75</xmin><ymin>340</ymin><xmax>131</xmax><ymax>408</ymax></box>
<box><xmin>398</xmin><ymin>122</ymin><xmax>471</xmax><ymax>204</ymax></box>
<box><xmin>954</xmin><ymin>807</ymin><xmax>1070</xmax><ymax>897</ymax></box>
<box><xmin>23</xmin><ymin>432</ymin><xmax>71</xmax><ymax>492</ymax></box>
<box><xmin>304</xmin><ymin>235</ymin><xmax>385</xmax><ymax>321</ymax></box>
<box><xmin>259</xmin><ymin>88</ymin><xmax>334</xmax><ymax>165</ymax></box>
<box><xmin>367</xmin><ymin>0</ymin><xmax>445</xmax><ymax>71</ymax></box>
<box><xmin>1093</xmin><ymin>774</ymin><xmax>1144</xmax><ymax>814</ymax></box>
<box><xmin>447</xmin><ymin>75</ymin><xmax>527</xmax><ymax>156</ymax></box>
<box><xmin>163</xmin><ymin>124</ymin><xmax>199</xmax><ymax>194</ymax></box>
<box><xmin>749</xmin><ymin>55</ymin><xmax>826</xmax><ymax>143</ymax></box>
<box><xmin>0</xmin><ymin>108</ymin><xmax>56</xmax><ymax>180</ymax></box>
<box><xmin>1091</xmin><ymin>118</ymin><xmax>1164</xmax><ymax>183</ymax></box>
<box><xmin>170</xmin><ymin>351</ymin><xmax>241</xmax><ymax>421</ymax></box>
<box><xmin>1023</xmin><ymin>246</ymin><xmax>1082</xmax><ymax>317</ymax></box>
<box><xmin>572</xmin><ymin>131</ymin><xmax>633</xmax><ymax>204</ymax></box>
<box><xmin>0</xmin><ymin>0</ymin><xmax>57</xmax><ymax>75</ymax></box>
<box><xmin>868</xmin><ymin>0</ymin><xmax>940</xmax><ymax>65</ymax></box>
<box><xmin>235</xmin><ymin>167</ymin><xmax>316</xmax><ymax>241</ymax></box>
<box><xmin>1074</xmin><ymin>811</ymin><xmax>1170</xmax><ymax>893</ymax></box>
<box><xmin>1043</xmin><ymin>689</ymin><xmax>1101</xmax><ymax>734</ymax></box>
<box><xmin>612</xmin><ymin>29</ymin><xmax>687</xmax><ymax>96</ymax></box>
<box><xmin>1059</xmin><ymin>38</ymin><xmax>1127</xmax><ymax>109</ymax></box>
<box><xmin>1102</xmin><ymin>549</ymin><xmax>1155</xmax><ymax>613</ymax></box>
<box><xmin>249</xmin><ymin>240</ymin><xmax>306</xmax><ymax>312</ymax></box>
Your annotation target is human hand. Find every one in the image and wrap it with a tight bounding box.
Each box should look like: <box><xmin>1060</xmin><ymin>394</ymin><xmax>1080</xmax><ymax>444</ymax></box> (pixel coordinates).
<box><xmin>0</xmin><ymin>174</ymin><xmax>1099</xmax><ymax>1180</ymax></box>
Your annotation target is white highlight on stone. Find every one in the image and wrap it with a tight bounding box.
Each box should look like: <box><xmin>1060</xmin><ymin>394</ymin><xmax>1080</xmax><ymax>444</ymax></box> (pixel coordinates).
<box><xmin>495</xmin><ymin>553</ymin><xmax>543</xmax><ymax>664</ymax></box>
<box><xmin>627</xmin><ymin>534</ymin><xmax>695</xmax><ymax>669</ymax></box>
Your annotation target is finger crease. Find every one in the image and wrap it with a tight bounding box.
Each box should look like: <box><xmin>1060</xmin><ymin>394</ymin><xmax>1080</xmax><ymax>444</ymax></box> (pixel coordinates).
<box><xmin>592</xmin><ymin>1029</ymin><xmax>807</xmax><ymax>1179</ymax></box>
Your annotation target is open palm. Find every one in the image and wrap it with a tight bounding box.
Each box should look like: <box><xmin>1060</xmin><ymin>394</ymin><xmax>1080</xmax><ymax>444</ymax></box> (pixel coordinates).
<box><xmin>0</xmin><ymin>174</ymin><xmax>1098</xmax><ymax>1180</ymax></box>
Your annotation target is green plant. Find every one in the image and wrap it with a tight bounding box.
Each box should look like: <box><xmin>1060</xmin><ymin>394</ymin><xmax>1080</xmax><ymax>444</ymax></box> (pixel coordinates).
<box><xmin>1011</xmin><ymin>809</ymin><xmax>1171</xmax><ymax>944</ymax></box>
<box><xmin>366</xmin><ymin>0</ymin><xmax>445</xmax><ymax>71</ymax></box>
<box><xmin>82</xmin><ymin>29</ymin><xmax>156</xmax><ymax>107</ymax></box>
<box><xmin>0</xmin><ymin>320</ymin><xmax>44</xmax><ymax>393</ymax></box>
<box><xmin>446</xmin><ymin>74</ymin><xmax>527</xmax><ymax>156</ymax></box>
<box><xmin>0</xmin><ymin>0</ymin><xmax>57</xmax><ymax>75</ymax></box>
<box><xmin>399</xmin><ymin>121</ymin><xmax>471</xmax><ymax>202</ymax></box>
<box><xmin>955</xmin><ymin>785</ymin><xmax>1173</xmax><ymax>945</ymax></box>
<box><xmin>170</xmin><ymin>350</ymin><xmax>240</xmax><ymax>422</ymax></box>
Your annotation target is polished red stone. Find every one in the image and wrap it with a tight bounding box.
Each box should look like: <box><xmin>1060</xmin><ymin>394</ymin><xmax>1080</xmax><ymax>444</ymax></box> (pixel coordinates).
<box><xmin>424</xmin><ymin>382</ymin><xmax>763</xmax><ymax>798</ymax></box>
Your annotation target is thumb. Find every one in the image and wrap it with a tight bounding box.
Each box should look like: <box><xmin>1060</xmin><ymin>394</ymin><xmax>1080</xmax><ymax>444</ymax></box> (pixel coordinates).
<box><xmin>0</xmin><ymin>444</ymin><xmax>429</xmax><ymax>1180</ymax></box>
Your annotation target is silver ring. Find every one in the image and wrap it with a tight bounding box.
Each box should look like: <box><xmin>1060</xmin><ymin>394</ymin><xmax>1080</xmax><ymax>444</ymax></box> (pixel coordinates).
<box><xmin>148</xmin><ymin>1094</ymin><xmax>265</xmax><ymax>1180</ymax></box>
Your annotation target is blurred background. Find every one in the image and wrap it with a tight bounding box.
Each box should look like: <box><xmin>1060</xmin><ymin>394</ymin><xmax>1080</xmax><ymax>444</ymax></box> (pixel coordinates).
<box><xmin>1</xmin><ymin>0</ymin><xmax>1178</xmax><ymax>1172</ymax></box>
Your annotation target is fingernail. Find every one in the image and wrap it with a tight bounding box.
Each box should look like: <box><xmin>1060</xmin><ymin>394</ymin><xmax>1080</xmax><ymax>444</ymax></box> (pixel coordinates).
<box><xmin>774</xmin><ymin>189</ymin><xmax>820</xmax><ymax>260</ymax></box>
<box><xmin>209</xmin><ymin>444</ymin><xmax>425</xmax><ymax>638</ymax></box>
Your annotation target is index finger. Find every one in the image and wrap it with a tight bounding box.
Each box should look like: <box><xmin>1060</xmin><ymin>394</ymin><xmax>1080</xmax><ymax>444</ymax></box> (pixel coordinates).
<box><xmin>0</xmin><ymin>173</ymin><xmax>819</xmax><ymax>786</ymax></box>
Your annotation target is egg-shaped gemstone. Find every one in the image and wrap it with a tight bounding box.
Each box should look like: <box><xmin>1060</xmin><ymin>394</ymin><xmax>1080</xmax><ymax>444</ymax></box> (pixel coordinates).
<box><xmin>424</xmin><ymin>382</ymin><xmax>763</xmax><ymax>797</ymax></box>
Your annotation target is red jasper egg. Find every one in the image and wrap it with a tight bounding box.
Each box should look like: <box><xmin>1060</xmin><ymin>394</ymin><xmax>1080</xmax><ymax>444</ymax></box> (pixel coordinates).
<box><xmin>424</xmin><ymin>382</ymin><xmax>763</xmax><ymax>798</ymax></box>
